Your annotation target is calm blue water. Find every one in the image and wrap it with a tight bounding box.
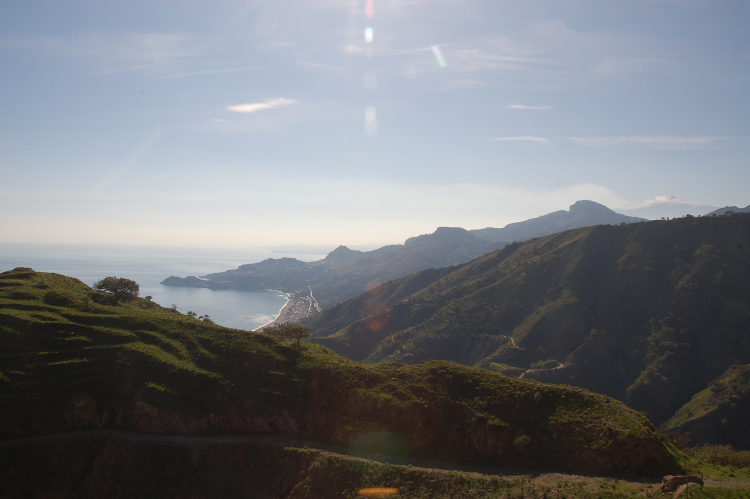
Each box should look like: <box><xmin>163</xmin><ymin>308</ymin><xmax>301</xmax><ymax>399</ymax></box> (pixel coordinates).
<box><xmin>0</xmin><ymin>243</ymin><xmax>327</xmax><ymax>331</ymax></box>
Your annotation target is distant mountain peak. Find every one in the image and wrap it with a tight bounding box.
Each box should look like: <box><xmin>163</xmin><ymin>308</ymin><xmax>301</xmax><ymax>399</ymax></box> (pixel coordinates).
<box><xmin>324</xmin><ymin>245</ymin><xmax>362</xmax><ymax>263</ymax></box>
<box><xmin>434</xmin><ymin>226</ymin><xmax>471</xmax><ymax>236</ymax></box>
<box><xmin>471</xmin><ymin>200</ymin><xmax>643</xmax><ymax>243</ymax></box>
<box><xmin>569</xmin><ymin>200</ymin><xmax>614</xmax><ymax>214</ymax></box>
<box><xmin>405</xmin><ymin>227</ymin><xmax>473</xmax><ymax>245</ymax></box>
<box><xmin>705</xmin><ymin>205</ymin><xmax>750</xmax><ymax>217</ymax></box>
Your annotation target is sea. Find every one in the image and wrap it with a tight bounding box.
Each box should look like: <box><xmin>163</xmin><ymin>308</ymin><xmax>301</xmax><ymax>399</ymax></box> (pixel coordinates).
<box><xmin>0</xmin><ymin>243</ymin><xmax>328</xmax><ymax>331</ymax></box>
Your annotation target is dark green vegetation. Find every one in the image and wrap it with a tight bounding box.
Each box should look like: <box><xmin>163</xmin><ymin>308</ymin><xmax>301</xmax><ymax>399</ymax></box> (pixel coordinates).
<box><xmin>305</xmin><ymin>213</ymin><xmax>750</xmax><ymax>448</ymax></box>
<box><xmin>665</xmin><ymin>364</ymin><xmax>750</xmax><ymax>449</ymax></box>
<box><xmin>470</xmin><ymin>200</ymin><xmax>644</xmax><ymax>243</ymax></box>
<box><xmin>685</xmin><ymin>444</ymin><xmax>750</xmax><ymax>470</ymax></box>
<box><xmin>3</xmin><ymin>436</ymin><xmax>747</xmax><ymax>499</ymax></box>
<box><xmin>263</xmin><ymin>322</ymin><xmax>311</xmax><ymax>348</ymax></box>
<box><xmin>93</xmin><ymin>276</ymin><xmax>139</xmax><ymax>302</ymax></box>
<box><xmin>0</xmin><ymin>267</ymin><xmax>681</xmax><ymax>480</ymax></box>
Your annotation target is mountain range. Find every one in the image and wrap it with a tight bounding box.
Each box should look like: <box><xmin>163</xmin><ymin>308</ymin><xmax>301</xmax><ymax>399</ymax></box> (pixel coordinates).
<box><xmin>470</xmin><ymin>199</ymin><xmax>643</xmax><ymax>243</ymax></box>
<box><xmin>304</xmin><ymin>212</ymin><xmax>750</xmax><ymax>449</ymax></box>
<box><xmin>163</xmin><ymin>200</ymin><xmax>643</xmax><ymax>308</ymax></box>
<box><xmin>164</xmin><ymin>226</ymin><xmax>506</xmax><ymax>308</ymax></box>
<box><xmin>705</xmin><ymin>205</ymin><xmax>750</xmax><ymax>217</ymax></box>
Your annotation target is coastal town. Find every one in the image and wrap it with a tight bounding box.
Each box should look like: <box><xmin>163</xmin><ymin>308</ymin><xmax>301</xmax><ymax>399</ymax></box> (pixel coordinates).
<box><xmin>269</xmin><ymin>286</ymin><xmax>321</xmax><ymax>325</ymax></box>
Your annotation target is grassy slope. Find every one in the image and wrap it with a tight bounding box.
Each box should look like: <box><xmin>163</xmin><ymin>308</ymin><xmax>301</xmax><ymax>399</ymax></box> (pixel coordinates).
<box><xmin>305</xmin><ymin>215</ymin><xmax>750</xmax><ymax>437</ymax></box>
<box><xmin>0</xmin><ymin>267</ymin><xmax>681</xmax><ymax>479</ymax></box>
<box><xmin>665</xmin><ymin>363</ymin><xmax>750</xmax><ymax>449</ymax></box>
<box><xmin>3</xmin><ymin>436</ymin><xmax>748</xmax><ymax>499</ymax></box>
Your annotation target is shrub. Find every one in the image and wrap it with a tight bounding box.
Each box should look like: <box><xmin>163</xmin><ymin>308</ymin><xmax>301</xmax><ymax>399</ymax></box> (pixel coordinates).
<box><xmin>686</xmin><ymin>444</ymin><xmax>750</xmax><ymax>469</ymax></box>
<box><xmin>93</xmin><ymin>277</ymin><xmax>139</xmax><ymax>302</ymax></box>
<box><xmin>43</xmin><ymin>290</ymin><xmax>74</xmax><ymax>306</ymax></box>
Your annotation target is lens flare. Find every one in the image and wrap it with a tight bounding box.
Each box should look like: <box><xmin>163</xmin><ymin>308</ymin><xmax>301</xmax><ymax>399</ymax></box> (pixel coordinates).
<box><xmin>366</xmin><ymin>0</ymin><xmax>374</xmax><ymax>20</ymax></box>
<box><xmin>366</xmin><ymin>279</ymin><xmax>382</xmax><ymax>293</ymax></box>
<box><xmin>365</xmin><ymin>106</ymin><xmax>377</xmax><ymax>135</ymax></box>
<box><xmin>365</xmin><ymin>27</ymin><xmax>374</xmax><ymax>43</ymax></box>
<box><xmin>431</xmin><ymin>45</ymin><xmax>447</xmax><ymax>68</ymax></box>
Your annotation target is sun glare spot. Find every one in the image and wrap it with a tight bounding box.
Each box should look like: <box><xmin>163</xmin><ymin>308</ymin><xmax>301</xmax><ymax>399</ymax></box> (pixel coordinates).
<box><xmin>365</xmin><ymin>106</ymin><xmax>377</xmax><ymax>135</ymax></box>
<box><xmin>365</xmin><ymin>27</ymin><xmax>374</xmax><ymax>43</ymax></box>
<box><xmin>431</xmin><ymin>45</ymin><xmax>447</xmax><ymax>68</ymax></box>
<box><xmin>366</xmin><ymin>278</ymin><xmax>381</xmax><ymax>293</ymax></box>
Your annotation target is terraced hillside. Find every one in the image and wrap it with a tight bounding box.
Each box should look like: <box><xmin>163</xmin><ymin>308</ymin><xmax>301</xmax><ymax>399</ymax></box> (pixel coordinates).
<box><xmin>0</xmin><ymin>267</ymin><xmax>681</xmax><ymax>480</ymax></box>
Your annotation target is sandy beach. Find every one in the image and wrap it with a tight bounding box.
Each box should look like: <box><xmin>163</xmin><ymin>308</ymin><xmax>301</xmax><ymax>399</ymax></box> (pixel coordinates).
<box><xmin>264</xmin><ymin>286</ymin><xmax>321</xmax><ymax>327</ymax></box>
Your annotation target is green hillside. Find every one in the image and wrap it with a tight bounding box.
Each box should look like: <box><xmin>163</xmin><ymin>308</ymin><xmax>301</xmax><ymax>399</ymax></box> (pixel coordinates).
<box><xmin>5</xmin><ymin>436</ymin><xmax>743</xmax><ymax>499</ymax></box>
<box><xmin>0</xmin><ymin>267</ymin><xmax>681</xmax><ymax>479</ymax></box>
<box><xmin>305</xmin><ymin>214</ymin><xmax>750</xmax><ymax>444</ymax></box>
<box><xmin>665</xmin><ymin>363</ymin><xmax>750</xmax><ymax>449</ymax></box>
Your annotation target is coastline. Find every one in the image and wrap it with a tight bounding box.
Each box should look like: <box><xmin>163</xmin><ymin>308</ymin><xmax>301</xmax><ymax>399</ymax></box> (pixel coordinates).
<box><xmin>255</xmin><ymin>286</ymin><xmax>321</xmax><ymax>330</ymax></box>
<box><xmin>254</xmin><ymin>290</ymin><xmax>291</xmax><ymax>331</ymax></box>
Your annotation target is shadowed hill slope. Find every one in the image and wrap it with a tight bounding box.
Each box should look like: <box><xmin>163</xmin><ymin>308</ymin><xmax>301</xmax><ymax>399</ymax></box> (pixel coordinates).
<box><xmin>665</xmin><ymin>362</ymin><xmax>750</xmax><ymax>449</ymax></box>
<box><xmin>0</xmin><ymin>267</ymin><xmax>680</xmax><ymax>478</ymax></box>
<box><xmin>306</xmin><ymin>213</ymin><xmax>750</xmax><ymax>445</ymax></box>
<box><xmin>706</xmin><ymin>204</ymin><xmax>750</xmax><ymax>217</ymax></box>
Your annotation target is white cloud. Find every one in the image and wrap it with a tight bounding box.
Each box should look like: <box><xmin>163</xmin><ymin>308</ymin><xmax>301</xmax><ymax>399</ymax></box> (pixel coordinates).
<box><xmin>567</xmin><ymin>135</ymin><xmax>730</xmax><ymax>150</ymax></box>
<box><xmin>621</xmin><ymin>195</ymin><xmax>699</xmax><ymax>210</ymax></box>
<box><xmin>491</xmin><ymin>136</ymin><xmax>552</xmax><ymax>145</ymax></box>
<box><xmin>507</xmin><ymin>105</ymin><xmax>553</xmax><ymax>110</ymax></box>
<box><xmin>227</xmin><ymin>98</ymin><xmax>299</xmax><ymax>113</ymax></box>
<box><xmin>616</xmin><ymin>195</ymin><xmax>718</xmax><ymax>219</ymax></box>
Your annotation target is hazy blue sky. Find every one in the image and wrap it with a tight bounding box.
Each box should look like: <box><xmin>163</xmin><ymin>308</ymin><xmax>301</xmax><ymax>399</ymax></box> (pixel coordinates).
<box><xmin>1</xmin><ymin>0</ymin><xmax>748</xmax><ymax>248</ymax></box>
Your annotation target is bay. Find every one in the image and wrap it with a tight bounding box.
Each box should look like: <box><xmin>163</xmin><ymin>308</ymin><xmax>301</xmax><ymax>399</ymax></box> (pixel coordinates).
<box><xmin>0</xmin><ymin>242</ymin><xmax>327</xmax><ymax>331</ymax></box>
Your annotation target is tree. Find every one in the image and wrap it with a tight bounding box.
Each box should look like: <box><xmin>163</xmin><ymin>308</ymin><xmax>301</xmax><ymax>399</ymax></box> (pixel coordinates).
<box><xmin>93</xmin><ymin>276</ymin><xmax>139</xmax><ymax>302</ymax></box>
<box><xmin>263</xmin><ymin>322</ymin><xmax>310</xmax><ymax>348</ymax></box>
